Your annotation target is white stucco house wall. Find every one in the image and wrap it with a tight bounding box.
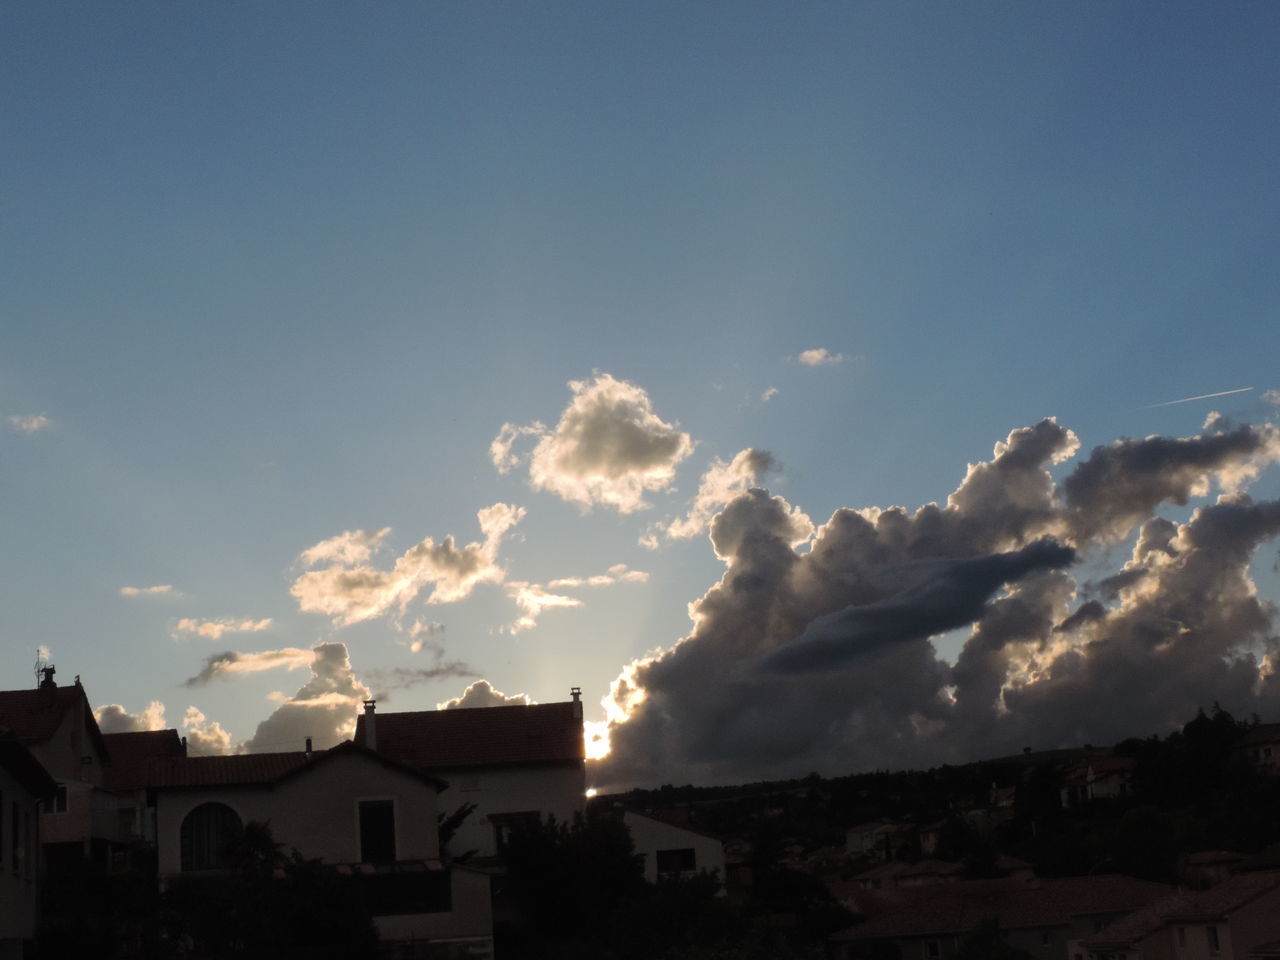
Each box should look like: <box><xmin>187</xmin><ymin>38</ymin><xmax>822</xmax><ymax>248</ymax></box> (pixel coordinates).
<box><xmin>623</xmin><ymin>810</ymin><xmax>726</xmax><ymax>891</ymax></box>
<box><xmin>354</xmin><ymin>692</ymin><xmax>586</xmax><ymax>862</ymax></box>
<box><xmin>149</xmin><ymin>741</ymin><xmax>494</xmax><ymax>954</ymax></box>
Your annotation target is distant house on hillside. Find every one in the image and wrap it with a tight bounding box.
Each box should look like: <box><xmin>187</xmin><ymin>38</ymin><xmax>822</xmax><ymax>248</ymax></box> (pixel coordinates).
<box><xmin>1243</xmin><ymin>723</ymin><xmax>1280</xmax><ymax>775</ymax></box>
<box><xmin>1060</xmin><ymin>756</ymin><xmax>1134</xmax><ymax>808</ymax></box>
<box><xmin>148</xmin><ymin>740</ymin><xmax>494</xmax><ymax>952</ymax></box>
<box><xmin>0</xmin><ymin>669</ymin><xmax>121</xmax><ymax>870</ymax></box>
<box><xmin>829</xmin><ymin>874</ymin><xmax>1170</xmax><ymax>960</ymax></box>
<box><xmin>354</xmin><ymin>691</ymin><xmax>586</xmax><ymax>860</ymax></box>
<box><xmin>1080</xmin><ymin>870</ymin><xmax>1280</xmax><ymax>960</ymax></box>
<box><xmin>0</xmin><ymin>734</ymin><xmax>56</xmax><ymax>958</ymax></box>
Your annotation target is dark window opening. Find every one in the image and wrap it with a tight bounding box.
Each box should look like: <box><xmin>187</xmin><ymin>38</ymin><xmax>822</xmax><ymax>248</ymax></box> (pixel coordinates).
<box><xmin>491</xmin><ymin>811</ymin><xmax>540</xmax><ymax>852</ymax></box>
<box><xmin>656</xmin><ymin>847</ymin><xmax>697</xmax><ymax>875</ymax></box>
<box><xmin>360</xmin><ymin>799</ymin><xmax>396</xmax><ymax>864</ymax></box>
<box><xmin>180</xmin><ymin>802</ymin><xmax>243</xmax><ymax>872</ymax></box>
<box><xmin>51</xmin><ymin>784</ymin><xmax>67</xmax><ymax>813</ymax></box>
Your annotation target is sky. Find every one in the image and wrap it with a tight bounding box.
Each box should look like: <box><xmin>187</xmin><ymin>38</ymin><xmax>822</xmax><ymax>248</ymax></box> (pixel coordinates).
<box><xmin>3</xmin><ymin>3</ymin><xmax>1280</xmax><ymax>789</ymax></box>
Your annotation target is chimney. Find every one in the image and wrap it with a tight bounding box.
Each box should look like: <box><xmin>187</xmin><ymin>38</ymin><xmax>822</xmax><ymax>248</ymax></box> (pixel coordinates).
<box><xmin>570</xmin><ymin>687</ymin><xmax>582</xmax><ymax>720</ymax></box>
<box><xmin>304</xmin><ymin>737</ymin><xmax>313</xmax><ymax>758</ymax></box>
<box><xmin>39</xmin><ymin>666</ymin><xmax>56</xmax><ymax>690</ymax></box>
<box><xmin>362</xmin><ymin>699</ymin><xmax>377</xmax><ymax>751</ymax></box>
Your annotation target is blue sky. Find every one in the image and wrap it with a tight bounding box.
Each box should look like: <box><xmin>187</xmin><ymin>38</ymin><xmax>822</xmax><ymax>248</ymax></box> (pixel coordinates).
<box><xmin>3</xmin><ymin>3</ymin><xmax>1279</xmax><ymax>782</ymax></box>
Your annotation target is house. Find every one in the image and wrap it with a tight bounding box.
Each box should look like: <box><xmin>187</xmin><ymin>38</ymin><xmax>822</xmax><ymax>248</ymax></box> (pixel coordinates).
<box><xmin>846</xmin><ymin>820</ymin><xmax>911</xmax><ymax>862</ymax></box>
<box><xmin>101</xmin><ymin>728</ymin><xmax>187</xmax><ymax>851</ymax></box>
<box><xmin>1243</xmin><ymin>724</ymin><xmax>1280</xmax><ymax>775</ymax></box>
<box><xmin>1060</xmin><ymin>757</ymin><xmax>1135</xmax><ymax>808</ymax></box>
<box><xmin>353</xmin><ymin>691</ymin><xmax>586</xmax><ymax>861</ymax></box>
<box><xmin>622</xmin><ymin>810</ymin><xmax>726</xmax><ymax>891</ymax></box>
<box><xmin>829</xmin><ymin>874</ymin><xmax>1171</xmax><ymax>960</ymax></box>
<box><xmin>1080</xmin><ymin>870</ymin><xmax>1280</xmax><ymax>960</ymax></box>
<box><xmin>148</xmin><ymin>740</ymin><xmax>494</xmax><ymax>954</ymax></box>
<box><xmin>0</xmin><ymin>669</ymin><xmax>122</xmax><ymax>870</ymax></box>
<box><xmin>0</xmin><ymin>734</ymin><xmax>56</xmax><ymax>959</ymax></box>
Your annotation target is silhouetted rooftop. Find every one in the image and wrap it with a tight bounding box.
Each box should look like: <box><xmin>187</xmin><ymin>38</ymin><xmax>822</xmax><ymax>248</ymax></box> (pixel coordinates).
<box><xmin>354</xmin><ymin>701</ymin><xmax>584</xmax><ymax>770</ymax></box>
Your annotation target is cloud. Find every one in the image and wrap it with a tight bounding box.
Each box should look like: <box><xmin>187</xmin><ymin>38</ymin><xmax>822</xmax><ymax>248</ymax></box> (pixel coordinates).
<box><xmin>505</xmin><ymin>563</ymin><xmax>649</xmax><ymax>633</ymax></box>
<box><xmin>95</xmin><ymin>700</ymin><xmax>167</xmax><ymax>734</ymax></box>
<box><xmin>183</xmin><ymin>706</ymin><xmax>233</xmax><ymax>756</ymax></box>
<box><xmin>120</xmin><ymin>584</ymin><xmax>174</xmax><ymax>597</ymax></box>
<box><xmin>761</xmin><ymin>387</ymin><xmax>779</xmax><ymax>403</ymax></box>
<box><xmin>1063</xmin><ymin>422</ymin><xmax>1280</xmax><ymax>543</ymax></box>
<box><xmin>173</xmin><ymin>617</ymin><xmax>272</xmax><ymax>641</ymax></box>
<box><xmin>495</xmin><ymin>374</ymin><xmax>694</xmax><ymax>513</ymax></box>
<box><xmin>592</xmin><ymin>416</ymin><xmax>1280</xmax><ymax>791</ymax></box>
<box><xmin>183</xmin><ymin>647</ymin><xmax>315</xmax><ymax>686</ymax></box>
<box><xmin>438</xmin><ymin>679</ymin><xmax>532</xmax><ymax>710</ymax></box>
<box><xmin>243</xmin><ymin>642</ymin><xmax>370</xmax><ymax>752</ymax></box>
<box><xmin>404</xmin><ymin>618</ymin><xmax>445</xmax><ymax>654</ymax></box>
<box><xmin>1263</xmin><ymin>389</ymin><xmax>1280</xmax><ymax>406</ymax></box>
<box><xmin>298</xmin><ymin>527</ymin><xmax>391</xmax><ymax>567</ymax></box>
<box><xmin>796</xmin><ymin>348</ymin><xmax>844</xmax><ymax>367</ymax></box>
<box><xmin>8</xmin><ymin>415</ymin><xmax>49</xmax><ymax>434</ymax></box>
<box><xmin>659</xmin><ymin>449</ymin><xmax>780</xmax><ymax>541</ymax></box>
<box><xmin>291</xmin><ymin>504</ymin><xmax>525</xmax><ymax>627</ymax></box>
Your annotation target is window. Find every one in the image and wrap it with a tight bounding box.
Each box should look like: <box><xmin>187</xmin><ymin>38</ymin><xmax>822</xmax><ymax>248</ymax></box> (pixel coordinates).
<box><xmin>359</xmin><ymin>799</ymin><xmax>396</xmax><ymax>864</ymax></box>
<box><xmin>22</xmin><ymin>811</ymin><xmax>31</xmax><ymax>880</ymax></box>
<box><xmin>491</xmin><ymin>811</ymin><xmax>540</xmax><ymax>852</ymax></box>
<box><xmin>1177</xmin><ymin>927</ymin><xmax>1186</xmax><ymax>947</ymax></box>
<box><xmin>655</xmin><ymin>847</ymin><xmax>697</xmax><ymax>876</ymax></box>
<box><xmin>925</xmin><ymin>941</ymin><xmax>941</xmax><ymax>959</ymax></box>
<box><xmin>1041</xmin><ymin>930</ymin><xmax>1051</xmax><ymax>946</ymax></box>
<box><xmin>180</xmin><ymin>802</ymin><xmax>243</xmax><ymax>872</ymax></box>
<box><xmin>1206</xmin><ymin>926</ymin><xmax>1220</xmax><ymax>954</ymax></box>
<box><xmin>51</xmin><ymin>784</ymin><xmax>67</xmax><ymax>813</ymax></box>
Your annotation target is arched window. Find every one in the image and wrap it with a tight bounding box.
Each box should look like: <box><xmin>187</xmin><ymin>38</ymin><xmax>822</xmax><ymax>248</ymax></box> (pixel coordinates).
<box><xmin>180</xmin><ymin>802</ymin><xmax>243</xmax><ymax>872</ymax></box>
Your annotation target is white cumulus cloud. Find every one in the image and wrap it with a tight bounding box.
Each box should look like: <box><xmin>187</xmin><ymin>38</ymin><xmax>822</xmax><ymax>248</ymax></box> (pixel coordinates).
<box><xmin>796</xmin><ymin>348</ymin><xmax>844</xmax><ymax>367</ymax></box>
<box><xmin>173</xmin><ymin>617</ymin><xmax>273</xmax><ymax>641</ymax></box>
<box><xmin>493</xmin><ymin>374</ymin><xmax>694</xmax><ymax>513</ymax></box>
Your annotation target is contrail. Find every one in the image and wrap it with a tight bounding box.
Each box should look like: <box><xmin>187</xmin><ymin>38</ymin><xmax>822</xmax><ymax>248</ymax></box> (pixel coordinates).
<box><xmin>1143</xmin><ymin>387</ymin><xmax>1253</xmax><ymax>409</ymax></box>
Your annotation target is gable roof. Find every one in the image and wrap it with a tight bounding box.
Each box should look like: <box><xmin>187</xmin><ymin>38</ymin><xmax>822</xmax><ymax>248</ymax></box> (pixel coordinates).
<box><xmin>1085</xmin><ymin>871</ymin><xmax>1280</xmax><ymax>948</ymax></box>
<box><xmin>0</xmin><ymin>733</ymin><xmax>58</xmax><ymax>798</ymax></box>
<box><xmin>832</xmin><ymin>875</ymin><xmax>1171</xmax><ymax>942</ymax></box>
<box><xmin>103</xmin><ymin>729</ymin><xmax>186</xmax><ymax>791</ymax></box>
<box><xmin>0</xmin><ymin>681</ymin><xmax>108</xmax><ymax>760</ymax></box>
<box><xmin>1244</xmin><ymin>723</ymin><xmax>1280</xmax><ymax>746</ymax></box>
<box><xmin>354</xmin><ymin>701</ymin><xmax>584</xmax><ymax>770</ymax></box>
<box><xmin>147</xmin><ymin>740</ymin><xmax>447</xmax><ymax>791</ymax></box>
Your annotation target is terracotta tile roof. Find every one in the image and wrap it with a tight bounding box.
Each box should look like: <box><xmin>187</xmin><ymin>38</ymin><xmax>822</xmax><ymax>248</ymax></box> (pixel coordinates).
<box><xmin>354</xmin><ymin>701</ymin><xmax>584</xmax><ymax>770</ymax></box>
<box><xmin>103</xmin><ymin>729</ymin><xmax>186</xmax><ymax>791</ymax></box>
<box><xmin>831</xmin><ymin>875</ymin><xmax>1171</xmax><ymax>942</ymax></box>
<box><xmin>147</xmin><ymin>741</ymin><xmax>448</xmax><ymax>790</ymax></box>
<box><xmin>1085</xmin><ymin>871</ymin><xmax>1280</xmax><ymax>948</ymax></box>
<box><xmin>1244</xmin><ymin>723</ymin><xmax>1280</xmax><ymax>746</ymax></box>
<box><xmin>0</xmin><ymin>684</ymin><xmax>88</xmax><ymax>742</ymax></box>
<box><xmin>0</xmin><ymin>681</ymin><xmax>108</xmax><ymax>761</ymax></box>
<box><xmin>148</xmin><ymin>750</ymin><xmax>311</xmax><ymax>787</ymax></box>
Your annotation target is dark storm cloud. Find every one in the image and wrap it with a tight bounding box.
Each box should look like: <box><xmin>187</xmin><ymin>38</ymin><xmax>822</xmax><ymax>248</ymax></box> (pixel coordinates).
<box><xmin>762</xmin><ymin>540</ymin><xmax>1075</xmax><ymax>674</ymax></box>
<box><xmin>591</xmin><ymin>418</ymin><xmax>1280</xmax><ymax>791</ymax></box>
<box><xmin>1063</xmin><ymin>423</ymin><xmax>1280</xmax><ymax>543</ymax></box>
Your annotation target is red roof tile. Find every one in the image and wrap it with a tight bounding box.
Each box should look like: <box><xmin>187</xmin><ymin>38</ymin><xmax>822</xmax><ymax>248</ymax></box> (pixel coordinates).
<box><xmin>354</xmin><ymin>701</ymin><xmax>584</xmax><ymax>770</ymax></box>
<box><xmin>0</xmin><ymin>682</ymin><xmax>108</xmax><ymax>761</ymax></box>
<box><xmin>147</xmin><ymin>741</ymin><xmax>448</xmax><ymax>790</ymax></box>
<box><xmin>832</xmin><ymin>875</ymin><xmax>1171</xmax><ymax>941</ymax></box>
<box><xmin>1085</xmin><ymin>871</ymin><xmax>1280</xmax><ymax>948</ymax></box>
<box><xmin>103</xmin><ymin>729</ymin><xmax>186</xmax><ymax>791</ymax></box>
